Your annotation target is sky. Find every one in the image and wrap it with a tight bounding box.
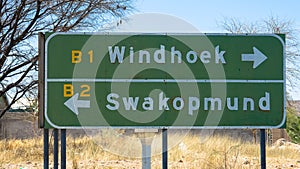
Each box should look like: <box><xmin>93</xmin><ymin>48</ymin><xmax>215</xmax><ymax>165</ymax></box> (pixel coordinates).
<box><xmin>119</xmin><ymin>0</ymin><xmax>300</xmax><ymax>100</ymax></box>
<box><xmin>135</xmin><ymin>0</ymin><xmax>300</xmax><ymax>32</ymax></box>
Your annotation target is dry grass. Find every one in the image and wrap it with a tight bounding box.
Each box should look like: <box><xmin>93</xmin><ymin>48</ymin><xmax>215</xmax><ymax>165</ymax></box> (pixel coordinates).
<box><xmin>0</xmin><ymin>130</ymin><xmax>299</xmax><ymax>169</ymax></box>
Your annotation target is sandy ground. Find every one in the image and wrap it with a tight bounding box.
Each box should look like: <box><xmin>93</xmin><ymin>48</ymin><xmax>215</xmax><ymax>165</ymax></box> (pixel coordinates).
<box><xmin>2</xmin><ymin>157</ymin><xmax>300</xmax><ymax>169</ymax></box>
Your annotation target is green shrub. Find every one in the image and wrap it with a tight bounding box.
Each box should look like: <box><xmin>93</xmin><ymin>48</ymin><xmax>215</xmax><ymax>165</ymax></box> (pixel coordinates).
<box><xmin>286</xmin><ymin>107</ymin><xmax>300</xmax><ymax>144</ymax></box>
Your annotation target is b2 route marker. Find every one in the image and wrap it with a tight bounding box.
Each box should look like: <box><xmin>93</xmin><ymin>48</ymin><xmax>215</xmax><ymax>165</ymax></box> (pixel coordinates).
<box><xmin>40</xmin><ymin>33</ymin><xmax>285</xmax><ymax>129</ymax></box>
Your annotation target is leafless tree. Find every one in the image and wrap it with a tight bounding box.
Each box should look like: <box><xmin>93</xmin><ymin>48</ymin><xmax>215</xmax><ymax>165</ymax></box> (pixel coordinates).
<box><xmin>219</xmin><ymin>16</ymin><xmax>300</xmax><ymax>95</ymax></box>
<box><xmin>0</xmin><ymin>0</ymin><xmax>133</xmax><ymax>118</ymax></box>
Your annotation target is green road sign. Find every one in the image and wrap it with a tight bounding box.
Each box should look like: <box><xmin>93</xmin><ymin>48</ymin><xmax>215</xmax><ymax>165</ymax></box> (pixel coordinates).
<box><xmin>41</xmin><ymin>33</ymin><xmax>285</xmax><ymax>129</ymax></box>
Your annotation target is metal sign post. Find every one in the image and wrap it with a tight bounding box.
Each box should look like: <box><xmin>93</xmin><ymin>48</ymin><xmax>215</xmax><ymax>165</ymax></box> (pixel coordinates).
<box><xmin>162</xmin><ymin>129</ymin><xmax>168</xmax><ymax>169</ymax></box>
<box><xmin>61</xmin><ymin>129</ymin><xmax>67</xmax><ymax>169</ymax></box>
<box><xmin>43</xmin><ymin>129</ymin><xmax>49</xmax><ymax>169</ymax></box>
<box><xmin>135</xmin><ymin>129</ymin><xmax>158</xmax><ymax>169</ymax></box>
<box><xmin>141</xmin><ymin>139</ymin><xmax>152</xmax><ymax>169</ymax></box>
<box><xmin>260</xmin><ymin>129</ymin><xmax>266</xmax><ymax>169</ymax></box>
<box><xmin>53</xmin><ymin>129</ymin><xmax>58</xmax><ymax>169</ymax></box>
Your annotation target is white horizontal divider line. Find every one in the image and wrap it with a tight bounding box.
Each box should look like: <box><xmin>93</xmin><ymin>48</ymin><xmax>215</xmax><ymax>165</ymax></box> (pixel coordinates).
<box><xmin>47</xmin><ymin>78</ymin><xmax>284</xmax><ymax>83</ymax></box>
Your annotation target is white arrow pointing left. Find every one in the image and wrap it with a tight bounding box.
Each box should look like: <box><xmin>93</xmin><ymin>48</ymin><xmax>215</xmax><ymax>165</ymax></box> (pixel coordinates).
<box><xmin>64</xmin><ymin>93</ymin><xmax>90</xmax><ymax>115</ymax></box>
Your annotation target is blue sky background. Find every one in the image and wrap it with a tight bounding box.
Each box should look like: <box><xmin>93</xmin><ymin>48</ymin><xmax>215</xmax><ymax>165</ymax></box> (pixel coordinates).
<box><xmin>135</xmin><ymin>0</ymin><xmax>300</xmax><ymax>32</ymax></box>
<box><xmin>128</xmin><ymin>0</ymin><xmax>300</xmax><ymax>100</ymax></box>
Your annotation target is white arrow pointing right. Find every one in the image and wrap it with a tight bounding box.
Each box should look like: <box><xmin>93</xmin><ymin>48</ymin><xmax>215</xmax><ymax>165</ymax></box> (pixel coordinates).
<box><xmin>64</xmin><ymin>93</ymin><xmax>90</xmax><ymax>115</ymax></box>
<box><xmin>241</xmin><ymin>47</ymin><xmax>267</xmax><ymax>69</ymax></box>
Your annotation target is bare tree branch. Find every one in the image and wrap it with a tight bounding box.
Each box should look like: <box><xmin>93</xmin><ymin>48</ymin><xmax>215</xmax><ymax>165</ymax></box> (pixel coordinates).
<box><xmin>0</xmin><ymin>0</ymin><xmax>134</xmax><ymax>118</ymax></box>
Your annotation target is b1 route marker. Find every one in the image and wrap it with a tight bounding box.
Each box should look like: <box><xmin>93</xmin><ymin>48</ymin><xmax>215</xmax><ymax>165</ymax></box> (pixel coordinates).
<box><xmin>40</xmin><ymin>33</ymin><xmax>285</xmax><ymax>129</ymax></box>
